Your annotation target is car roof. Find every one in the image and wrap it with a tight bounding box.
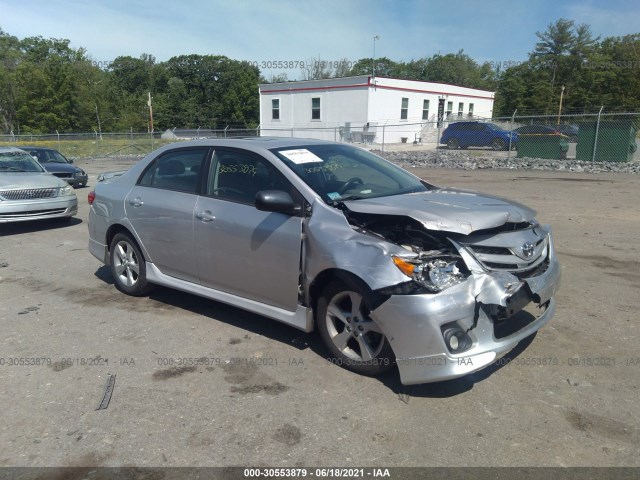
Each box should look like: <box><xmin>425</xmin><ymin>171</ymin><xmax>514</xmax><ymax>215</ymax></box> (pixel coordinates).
<box><xmin>15</xmin><ymin>146</ymin><xmax>56</xmax><ymax>152</ymax></box>
<box><xmin>168</xmin><ymin>137</ymin><xmax>337</xmax><ymax>149</ymax></box>
<box><xmin>0</xmin><ymin>146</ymin><xmax>31</xmax><ymax>153</ymax></box>
<box><xmin>147</xmin><ymin>137</ymin><xmax>343</xmax><ymax>157</ymax></box>
<box><xmin>449</xmin><ymin>121</ymin><xmax>489</xmax><ymax>127</ymax></box>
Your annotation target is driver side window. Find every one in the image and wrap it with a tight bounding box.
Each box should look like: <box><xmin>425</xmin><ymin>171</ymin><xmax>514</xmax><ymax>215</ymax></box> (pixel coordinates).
<box><xmin>207</xmin><ymin>149</ymin><xmax>302</xmax><ymax>206</ymax></box>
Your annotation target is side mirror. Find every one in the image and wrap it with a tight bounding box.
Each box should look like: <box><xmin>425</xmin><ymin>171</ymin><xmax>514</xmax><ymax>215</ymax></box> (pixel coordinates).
<box><xmin>68</xmin><ymin>159</ymin><xmax>74</xmax><ymax>164</ymax></box>
<box><xmin>255</xmin><ymin>190</ymin><xmax>301</xmax><ymax>215</ymax></box>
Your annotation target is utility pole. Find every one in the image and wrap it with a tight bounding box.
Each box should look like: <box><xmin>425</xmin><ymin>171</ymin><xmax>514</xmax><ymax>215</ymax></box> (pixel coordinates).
<box><xmin>147</xmin><ymin>92</ymin><xmax>154</xmax><ymax>133</ymax></box>
<box><xmin>557</xmin><ymin>85</ymin><xmax>565</xmax><ymax>125</ymax></box>
<box><xmin>372</xmin><ymin>35</ymin><xmax>380</xmax><ymax>80</ymax></box>
<box><xmin>95</xmin><ymin>104</ymin><xmax>102</xmax><ymax>140</ymax></box>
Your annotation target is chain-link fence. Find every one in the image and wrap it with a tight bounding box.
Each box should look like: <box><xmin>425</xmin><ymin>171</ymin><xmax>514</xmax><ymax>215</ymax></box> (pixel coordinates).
<box><xmin>0</xmin><ymin>128</ymin><xmax>260</xmax><ymax>159</ymax></box>
<box><xmin>261</xmin><ymin>112</ymin><xmax>639</xmax><ymax>164</ymax></box>
<box><xmin>492</xmin><ymin>112</ymin><xmax>639</xmax><ymax>163</ymax></box>
<box><xmin>2</xmin><ymin>114</ymin><xmax>638</xmax><ymax>167</ymax></box>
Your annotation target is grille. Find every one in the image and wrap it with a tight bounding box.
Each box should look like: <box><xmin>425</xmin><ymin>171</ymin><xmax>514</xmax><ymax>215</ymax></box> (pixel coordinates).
<box><xmin>467</xmin><ymin>235</ymin><xmax>549</xmax><ymax>274</ymax></box>
<box><xmin>0</xmin><ymin>188</ymin><xmax>58</xmax><ymax>200</ymax></box>
<box><xmin>52</xmin><ymin>172</ymin><xmax>73</xmax><ymax>179</ymax></box>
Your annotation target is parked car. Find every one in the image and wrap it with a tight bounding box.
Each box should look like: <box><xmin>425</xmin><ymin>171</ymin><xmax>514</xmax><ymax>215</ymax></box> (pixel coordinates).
<box><xmin>553</xmin><ymin>124</ymin><xmax>579</xmax><ymax>143</ymax></box>
<box><xmin>441</xmin><ymin>121</ymin><xmax>518</xmax><ymax>150</ymax></box>
<box><xmin>514</xmin><ymin>125</ymin><xmax>566</xmax><ymax>136</ymax></box>
<box><xmin>514</xmin><ymin>125</ymin><xmax>570</xmax><ymax>156</ymax></box>
<box><xmin>0</xmin><ymin>147</ymin><xmax>78</xmax><ymax>223</ymax></box>
<box><xmin>19</xmin><ymin>146</ymin><xmax>88</xmax><ymax>187</ymax></box>
<box><xmin>88</xmin><ymin>138</ymin><xmax>560</xmax><ymax>385</ymax></box>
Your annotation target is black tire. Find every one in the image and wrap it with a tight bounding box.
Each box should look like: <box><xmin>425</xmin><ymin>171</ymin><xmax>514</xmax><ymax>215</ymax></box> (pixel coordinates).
<box><xmin>491</xmin><ymin>138</ymin><xmax>507</xmax><ymax>151</ymax></box>
<box><xmin>109</xmin><ymin>233</ymin><xmax>152</xmax><ymax>296</ymax></box>
<box><xmin>447</xmin><ymin>138</ymin><xmax>460</xmax><ymax>150</ymax></box>
<box><xmin>316</xmin><ymin>281</ymin><xmax>394</xmax><ymax>376</ymax></box>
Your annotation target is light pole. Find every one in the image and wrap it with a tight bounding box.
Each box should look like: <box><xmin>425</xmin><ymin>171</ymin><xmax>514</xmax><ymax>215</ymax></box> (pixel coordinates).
<box><xmin>557</xmin><ymin>85</ymin><xmax>565</xmax><ymax>125</ymax></box>
<box><xmin>372</xmin><ymin>35</ymin><xmax>380</xmax><ymax>80</ymax></box>
<box><xmin>147</xmin><ymin>91</ymin><xmax>154</xmax><ymax>134</ymax></box>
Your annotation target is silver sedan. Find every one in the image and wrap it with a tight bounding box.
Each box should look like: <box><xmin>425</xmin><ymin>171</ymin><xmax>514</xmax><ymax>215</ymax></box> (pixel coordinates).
<box><xmin>0</xmin><ymin>147</ymin><xmax>78</xmax><ymax>223</ymax></box>
<box><xmin>88</xmin><ymin>138</ymin><xmax>560</xmax><ymax>385</ymax></box>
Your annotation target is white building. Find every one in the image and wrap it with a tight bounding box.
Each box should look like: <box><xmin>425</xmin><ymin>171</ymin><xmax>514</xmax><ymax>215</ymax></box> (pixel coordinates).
<box><xmin>259</xmin><ymin>75</ymin><xmax>495</xmax><ymax>144</ymax></box>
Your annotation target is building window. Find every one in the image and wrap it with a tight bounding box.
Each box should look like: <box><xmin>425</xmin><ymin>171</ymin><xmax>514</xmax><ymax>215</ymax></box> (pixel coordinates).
<box><xmin>311</xmin><ymin>97</ymin><xmax>321</xmax><ymax>120</ymax></box>
<box><xmin>272</xmin><ymin>99</ymin><xmax>280</xmax><ymax>120</ymax></box>
<box><xmin>422</xmin><ymin>99</ymin><xmax>430</xmax><ymax>120</ymax></box>
<box><xmin>468</xmin><ymin>103</ymin><xmax>474</xmax><ymax>117</ymax></box>
<box><xmin>400</xmin><ymin>98</ymin><xmax>409</xmax><ymax>120</ymax></box>
<box><xmin>458</xmin><ymin>102</ymin><xmax>464</xmax><ymax>117</ymax></box>
<box><xmin>446</xmin><ymin>101</ymin><xmax>453</xmax><ymax>118</ymax></box>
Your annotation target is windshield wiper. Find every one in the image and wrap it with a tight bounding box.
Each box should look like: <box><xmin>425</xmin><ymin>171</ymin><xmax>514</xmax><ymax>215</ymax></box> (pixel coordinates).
<box><xmin>329</xmin><ymin>194</ymin><xmax>366</xmax><ymax>206</ymax></box>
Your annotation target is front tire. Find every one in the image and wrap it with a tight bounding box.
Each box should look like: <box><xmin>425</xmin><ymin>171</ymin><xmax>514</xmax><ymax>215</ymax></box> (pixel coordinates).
<box><xmin>491</xmin><ymin>138</ymin><xmax>507</xmax><ymax>150</ymax></box>
<box><xmin>109</xmin><ymin>233</ymin><xmax>152</xmax><ymax>296</ymax></box>
<box><xmin>316</xmin><ymin>281</ymin><xmax>394</xmax><ymax>376</ymax></box>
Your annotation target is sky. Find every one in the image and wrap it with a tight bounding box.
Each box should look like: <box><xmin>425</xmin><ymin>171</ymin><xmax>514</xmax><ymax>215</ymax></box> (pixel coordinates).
<box><xmin>1</xmin><ymin>0</ymin><xmax>640</xmax><ymax>79</ymax></box>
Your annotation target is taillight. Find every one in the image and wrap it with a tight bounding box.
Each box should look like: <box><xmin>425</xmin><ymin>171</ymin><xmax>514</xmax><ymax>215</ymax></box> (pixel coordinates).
<box><xmin>88</xmin><ymin>191</ymin><xmax>96</xmax><ymax>205</ymax></box>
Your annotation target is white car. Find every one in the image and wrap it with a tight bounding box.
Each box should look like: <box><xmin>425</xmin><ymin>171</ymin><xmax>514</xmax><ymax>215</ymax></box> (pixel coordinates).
<box><xmin>0</xmin><ymin>147</ymin><xmax>78</xmax><ymax>223</ymax></box>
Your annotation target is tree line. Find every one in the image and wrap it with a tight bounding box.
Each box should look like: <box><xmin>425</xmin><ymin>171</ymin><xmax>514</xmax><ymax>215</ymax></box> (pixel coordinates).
<box><xmin>1</xmin><ymin>19</ymin><xmax>639</xmax><ymax>134</ymax></box>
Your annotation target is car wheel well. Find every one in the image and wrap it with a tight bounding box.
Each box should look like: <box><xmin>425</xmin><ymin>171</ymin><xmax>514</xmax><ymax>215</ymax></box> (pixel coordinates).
<box><xmin>106</xmin><ymin>225</ymin><xmax>136</xmax><ymax>253</ymax></box>
<box><xmin>308</xmin><ymin>269</ymin><xmax>385</xmax><ymax>322</ymax></box>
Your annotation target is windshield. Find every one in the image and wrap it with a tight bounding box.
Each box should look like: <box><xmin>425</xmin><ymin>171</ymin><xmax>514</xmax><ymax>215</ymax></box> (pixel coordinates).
<box><xmin>50</xmin><ymin>151</ymin><xmax>70</xmax><ymax>163</ymax></box>
<box><xmin>0</xmin><ymin>151</ymin><xmax>45</xmax><ymax>172</ymax></box>
<box><xmin>271</xmin><ymin>144</ymin><xmax>430</xmax><ymax>203</ymax></box>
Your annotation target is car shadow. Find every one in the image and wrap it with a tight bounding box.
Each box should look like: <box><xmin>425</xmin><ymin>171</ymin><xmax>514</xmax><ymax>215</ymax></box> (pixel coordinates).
<box><xmin>93</xmin><ymin>265</ymin><xmax>539</xmax><ymax>396</ymax></box>
<box><xmin>0</xmin><ymin>217</ymin><xmax>82</xmax><ymax>236</ymax></box>
<box><xmin>93</xmin><ymin>265</ymin><xmax>322</xmax><ymax>351</ymax></box>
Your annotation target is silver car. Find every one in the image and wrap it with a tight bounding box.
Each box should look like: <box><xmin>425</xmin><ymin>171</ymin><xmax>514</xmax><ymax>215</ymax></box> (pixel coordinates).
<box><xmin>0</xmin><ymin>147</ymin><xmax>78</xmax><ymax>223</ymax></box>
<box><xmin>88</xmin><ymin>138</ymin><xmax>560</xmax><ymax>385</ymax></box>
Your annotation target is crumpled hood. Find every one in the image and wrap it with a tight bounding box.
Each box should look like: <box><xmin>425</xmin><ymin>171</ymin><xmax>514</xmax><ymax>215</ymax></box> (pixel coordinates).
<box><xmin>343</xmin><ymin>188</ymin><xmax>536</xmax><ymax>234</ymax></box>
<box><xmin>0</xmin><ymin>172</ymin><xmax>66</xmax><ymax>190</ymax></box>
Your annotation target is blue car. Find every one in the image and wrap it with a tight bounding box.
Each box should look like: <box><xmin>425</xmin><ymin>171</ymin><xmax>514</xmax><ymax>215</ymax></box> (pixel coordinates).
<box><xmin>441</xmin><ymin>121</ymin><xmax>518</xmax><ymax>151</ymax></box>
<box><xmin>19</xmin><ymin>146</ymin><xmax>88</xmax><ymax>187</ymax></box>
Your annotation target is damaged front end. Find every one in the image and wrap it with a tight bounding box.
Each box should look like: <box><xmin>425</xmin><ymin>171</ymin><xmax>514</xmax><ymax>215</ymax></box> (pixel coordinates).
<box><xmin>306</xmin><ymin>198</ymin><xmax>560</xmax><ymax>385</ymax></box>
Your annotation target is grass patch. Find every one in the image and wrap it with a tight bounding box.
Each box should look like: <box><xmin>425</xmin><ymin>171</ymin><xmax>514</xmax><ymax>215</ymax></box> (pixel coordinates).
<box><xmin>0</xmin><ymin>137</ymin><xmax>177</xmax><ymax>159</ymax></box>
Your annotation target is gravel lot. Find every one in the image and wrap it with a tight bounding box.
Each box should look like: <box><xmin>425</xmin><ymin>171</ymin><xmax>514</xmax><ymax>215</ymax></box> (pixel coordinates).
<box><xmin>0</xmin><ymin>154</ymin><xmax>639</xmax><ymax>469</ymax></box>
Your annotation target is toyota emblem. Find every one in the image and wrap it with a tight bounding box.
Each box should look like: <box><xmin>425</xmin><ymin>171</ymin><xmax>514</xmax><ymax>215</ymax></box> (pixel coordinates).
<box><xmin>521</xmin><ymin>242</ymin><xmax>535</xmax><ymax>259</ymax></box>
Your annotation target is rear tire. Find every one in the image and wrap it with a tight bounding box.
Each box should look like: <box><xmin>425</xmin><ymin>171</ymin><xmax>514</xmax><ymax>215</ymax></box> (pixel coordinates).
<box><xmin>109</xmin><ymin>233</ymin><xmax>152</xmax><ymax>296</ymax></box>
<box><xmin>447</xmin><ymin>138</ymin><xmax>460</xmax><ymax>150</ymax></box>
<box><xmin>316</xmin><ymin>281</ymin><xmax>394</xmax><ymax>376</ymax></box>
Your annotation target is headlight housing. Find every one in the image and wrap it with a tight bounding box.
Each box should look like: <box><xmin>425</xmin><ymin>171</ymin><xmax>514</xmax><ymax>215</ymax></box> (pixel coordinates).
<box><xmin>58</xmin><ymin>185</ymin><xmax>74</xmax><ymax>196</ymax></box>
<box><xmin>392</xmin><ymin>255</ymin><xmax>468</xmax><ymax>292</ymax></box>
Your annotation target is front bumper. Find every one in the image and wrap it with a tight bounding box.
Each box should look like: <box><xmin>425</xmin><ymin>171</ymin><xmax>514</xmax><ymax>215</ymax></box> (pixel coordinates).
<box><xmin>69</xmin><ymin>175</ymin><xmax>88</xmax><ymax>187</ymax></box>
<box><xmin>370</xmin><ymin>250</ymin><xmax>561</xmax><ymax>385</ymax></box>
<box><xmin>0</xmin><ymin>196</ymin><xmax>78</xmax><ymax>223</ymax></box>
<box><xmin>56</xmin><ymin>174</ymin><xmax>88</xmax><ymax>187</ymax></box>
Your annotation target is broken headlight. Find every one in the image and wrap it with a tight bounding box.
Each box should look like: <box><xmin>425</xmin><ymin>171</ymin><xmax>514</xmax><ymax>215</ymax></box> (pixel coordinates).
<box><xmin>392</xmin><ymin>256</ymin><xmax>468</xmax><ymax>292</ymax></box>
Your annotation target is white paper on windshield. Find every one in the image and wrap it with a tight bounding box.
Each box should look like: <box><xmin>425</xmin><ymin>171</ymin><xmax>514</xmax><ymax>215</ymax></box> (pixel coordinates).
<box><xmin>280</xmin><ymin>149</ymin><xmax>324</xmax><ymax>164</ymax></box>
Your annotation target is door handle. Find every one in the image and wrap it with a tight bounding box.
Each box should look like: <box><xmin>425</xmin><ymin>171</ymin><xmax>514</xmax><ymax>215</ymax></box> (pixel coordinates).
<box><xmin>196</xmin><ymin>210</ymin><xmax>216</xmax><ymax>222</ymax></box>
<box><xmin>129</xmin><ymin>197</ymin><xmax>144</xmax><ymax>207</ymax></box>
